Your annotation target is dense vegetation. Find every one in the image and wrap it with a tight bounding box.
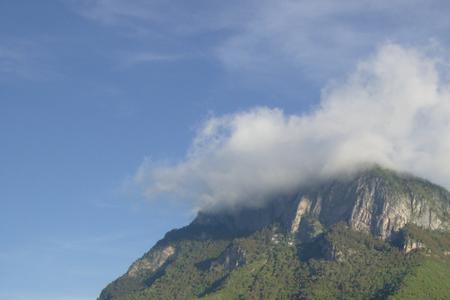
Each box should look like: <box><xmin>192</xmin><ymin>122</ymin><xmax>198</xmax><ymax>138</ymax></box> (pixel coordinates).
<box><xmin>388</xmin><ymin>258</ymin><xmax>450</xmax><ymax>300</ymax></box>
<box><xmin>100</xmin><ymin>222</ymin><xmax>450</xmax><ymax>300</ymax></box>
<box><xmin>99</xmin><ymin>167</ymin><xmax>450</xmax><ymax>300</ymax></box>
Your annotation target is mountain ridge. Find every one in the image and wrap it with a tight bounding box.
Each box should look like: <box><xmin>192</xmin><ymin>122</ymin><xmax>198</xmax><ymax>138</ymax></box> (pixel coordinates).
<box><xmin>98</xmin><ymin>166</ymin><xmax>450</xmax><ymax>300</ymax></box>
<box><xmin>192</xmin><ymin>166</ymin><xmax>450</xmax><ymax>239</ymax></box>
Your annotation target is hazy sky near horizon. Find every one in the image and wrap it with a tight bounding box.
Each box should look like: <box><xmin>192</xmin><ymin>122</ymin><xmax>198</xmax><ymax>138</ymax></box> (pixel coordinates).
<box><xmin>2</xmin><ymin>1</ymin><xmax>450</xmax><ymax>299</ymax></box>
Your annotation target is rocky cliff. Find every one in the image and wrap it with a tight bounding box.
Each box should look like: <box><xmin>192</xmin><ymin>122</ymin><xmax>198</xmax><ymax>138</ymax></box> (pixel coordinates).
<box><xmin>98</xmin><ymin>166</ymin><xmax>450</xmax><ymax>300</ymax></box>
<box><xmin>193</xmin><ymin>166</ymin><xmax>450</xmax><ymax>240</ymax></box>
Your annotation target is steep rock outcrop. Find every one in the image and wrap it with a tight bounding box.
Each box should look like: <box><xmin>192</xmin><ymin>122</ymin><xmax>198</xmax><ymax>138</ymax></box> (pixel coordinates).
<box><xmin>190</xmin><ymin>167</ymin><xmax>450</xmax><ymax>241</ymax></box>
<box><xmin>98</xmin><ymin>166</ymin><xmax>450</xmax><ymax>299</ymax></box>
<box><xmin>296</xmin><ymin>168</ymin><xmax>450</xmax><ymax>239</ymax></box>
<box><xmin>127</xmin><ymin>245</ymin><xmax>175</xmax><ymax>277</ymax></box>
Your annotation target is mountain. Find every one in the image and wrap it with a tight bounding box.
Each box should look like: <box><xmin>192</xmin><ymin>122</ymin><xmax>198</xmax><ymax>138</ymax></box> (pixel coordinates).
<box><xmin>98</xmin><ymin>166</ymin><xmax>450</xmax><ymax>300</ymax></box>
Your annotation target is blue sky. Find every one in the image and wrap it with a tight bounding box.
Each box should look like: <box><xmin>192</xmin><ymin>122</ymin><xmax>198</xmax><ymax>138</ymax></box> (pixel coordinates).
<box><xmin>2</xmin><ymin>1</ymin><xmax>450</xmax><ymax>299</ymax></box>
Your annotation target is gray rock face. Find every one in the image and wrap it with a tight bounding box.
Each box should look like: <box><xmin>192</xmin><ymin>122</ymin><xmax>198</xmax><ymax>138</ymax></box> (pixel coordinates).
<box><xmin>295</xmin><ymin>169</ymin><xmax>450</xmax><ymax>239</ymax></box>
<box><xmin>403</xmin><ymin>238</ymin><xmax>426</xmax><ymax>253</ymax></box>
<box><xmin>195</xmin><ymin>167</ymin><xmax>450</xmax><ymax>240</ymax></box>
<box><xmin>127</xmin><ymin>245</ymin><xmax>175</xmax><ymax>277</ymax></box>
<box><xmin>98</xmin><ymin>167</ymin><xmax>450</xmax><ymax>300</ymax></box>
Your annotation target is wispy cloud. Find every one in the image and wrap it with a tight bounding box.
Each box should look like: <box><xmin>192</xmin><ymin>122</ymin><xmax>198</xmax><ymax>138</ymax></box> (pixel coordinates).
<box><xmin>214</xmin><ymin>0</ymin><xmax>450</xmax><ymax>79</ymax></box>
<box><xmin>118</xmin><ymin>51</ymin><xmax>183</xmax><ymax>67</ymax></box>
<box><xmin>134</xmin><ymin>43</ymin><xmax>450</xmax><ymax>211</ymax></box>
<box><xmin>70</xmin><ymin>0</ymin><xmax>163</xmax><ymax>25</ymax></box>
<box><xmin>68</xmin><ymin>0</ymin><xmax>244</xmax><ymax>34</ymax></box>
<box><xmin>0</xmin><ymin>40</ymin><xmax>59</xmax><ymax>81</ymax></box>
<box><xmin>0</xmin><ymin>46</ymin><xmax>23</xmax><ymax>72</ymax></box>
<box><xmin>69</xmin><ymin>0</ymin><xmax>450</xmax><ymax>80</ymax></box>
<box><xmin>0</xmin><ymin>43</ymin><xmax>37</xmax><ymax>79</ymax></box>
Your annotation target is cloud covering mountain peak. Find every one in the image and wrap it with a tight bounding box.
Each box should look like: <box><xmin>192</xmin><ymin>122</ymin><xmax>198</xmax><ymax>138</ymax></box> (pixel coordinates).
<box><xmin>135</xmin><ymin>43</ymin><xmax>450</xmax><ymax>211</ymax></box>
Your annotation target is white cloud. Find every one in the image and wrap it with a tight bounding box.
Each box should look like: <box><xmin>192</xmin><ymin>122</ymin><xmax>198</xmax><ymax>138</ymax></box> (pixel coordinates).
<box><xmin>134</xmin><ymin>43</ymin><xmax>450</xmax><ymax>211</ymax></box>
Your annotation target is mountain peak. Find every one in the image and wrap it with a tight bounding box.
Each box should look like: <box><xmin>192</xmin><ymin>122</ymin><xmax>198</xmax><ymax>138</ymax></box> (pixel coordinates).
<box><xmin>191</xmin><ymin>166</ymin><xmax>450</xmax><ymax>240</ymax></box>
<box><xmin>99</xmin><ymin>167</ymin><xmax>450</xmax><ymax>299</ymax></box>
